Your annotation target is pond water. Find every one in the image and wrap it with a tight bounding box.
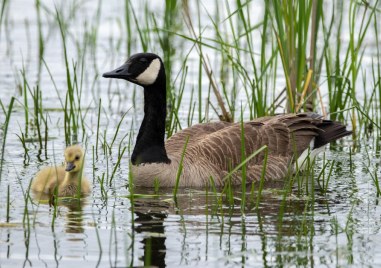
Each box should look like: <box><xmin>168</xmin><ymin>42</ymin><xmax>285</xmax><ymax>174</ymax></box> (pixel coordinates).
<box><xmin>0</xmin><ymin>0</ymin><xmax>380</xmax><ymax>267</ymax></box>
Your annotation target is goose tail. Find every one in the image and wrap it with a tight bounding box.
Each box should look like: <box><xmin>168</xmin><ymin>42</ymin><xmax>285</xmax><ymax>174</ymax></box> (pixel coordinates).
<box><xmin>295</xmin><ymin>113</ymin><xmax>352</xmax><ymax>170</ymax></box>
<box><xmin>314</xmin><ymin>119</ymin><xmax>352</xmax><ymax>149</ymax></box>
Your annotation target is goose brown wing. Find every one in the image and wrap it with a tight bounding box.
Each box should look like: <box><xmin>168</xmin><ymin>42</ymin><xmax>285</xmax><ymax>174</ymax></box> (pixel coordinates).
<box><xmin>165</xmin><ymin>121</ymin><xmax>232</xmax><ymax>154</ymax></box>
<box><xmin>221</xmin><ymin>156</ymin><xmax>290</xmax><ymax>184</ymax></box>
<box><xmin>166</xmin><ymin>113</ymin><xmax>349</xmax><ymax>184</ymax></box>
<box><xmin>265</xmin><ymin>113</ymin><xmax>321</xmax><ymax>156</ymax></box>
<box><xmin>186</xmin><ymin>122</ymin><xmax>270</xmax><ymax>172</ymax></box>
<box><xmin>186</xmin><ymin>114</ymin><xmax>323</xmax><ymax>181</ymax></box>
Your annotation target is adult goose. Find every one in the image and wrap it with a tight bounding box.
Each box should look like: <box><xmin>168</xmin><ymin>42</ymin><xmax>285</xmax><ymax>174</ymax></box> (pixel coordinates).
<box><xmin>103</xmin><ymin>53</ymin><xmax>351</xmax><ymax>187</ymax></box>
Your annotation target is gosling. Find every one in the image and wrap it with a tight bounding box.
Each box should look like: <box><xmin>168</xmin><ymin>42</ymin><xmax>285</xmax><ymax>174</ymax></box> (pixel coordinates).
<box><xmin>31</xmin><ymin>145</ymin><xmax>91</xmax><ymax>197</ymax></box>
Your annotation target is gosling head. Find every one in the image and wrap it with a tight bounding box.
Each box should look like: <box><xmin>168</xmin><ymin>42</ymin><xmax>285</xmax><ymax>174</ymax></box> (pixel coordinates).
<box><xmin>102</xmin><ymin>53</ymin><xmax>163</xmax><ymax>87</ymax></box>
<box><xmin>64</xmin><ymin>145</ymin><xmax>84</xmax><ymax>173</ymax></box>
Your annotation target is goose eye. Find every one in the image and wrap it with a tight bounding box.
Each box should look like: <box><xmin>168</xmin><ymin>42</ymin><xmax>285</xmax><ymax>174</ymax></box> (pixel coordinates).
<box><xmin>75</xmin><ymin>155</ymin><xmax>80</xmax><ymax>160</ymax></box>
<box><xmin>139</xmin><ymin>58</ymin><xmax>148</xmax><ymax>63</ymax></box>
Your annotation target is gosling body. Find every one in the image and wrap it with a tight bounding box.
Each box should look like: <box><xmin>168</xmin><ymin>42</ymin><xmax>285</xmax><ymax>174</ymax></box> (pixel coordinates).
<box><xmin>32</xmin><ymin>145</ymin><xmax>91</xmax><ymax>197</ymax></box>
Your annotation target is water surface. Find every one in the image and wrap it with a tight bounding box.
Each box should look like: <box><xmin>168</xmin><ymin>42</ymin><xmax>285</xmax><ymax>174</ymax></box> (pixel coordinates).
<box><xmin>0</xmin><ymin>0</ymin><xmax>380</xmax><ymax>267</ymax></box>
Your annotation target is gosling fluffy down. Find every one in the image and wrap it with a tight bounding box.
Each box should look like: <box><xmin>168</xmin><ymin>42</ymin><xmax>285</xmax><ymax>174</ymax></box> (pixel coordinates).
<box><xmin>31</xmin><ymin>145</ymin><xmax>91</xmax><ymax>197</ymax></box>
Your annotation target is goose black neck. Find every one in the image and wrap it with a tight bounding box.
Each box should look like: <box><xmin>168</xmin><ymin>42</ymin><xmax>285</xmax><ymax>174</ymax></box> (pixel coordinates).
<box><xmin>131</xmin><ymin>74</ymin><xmax>170</xmax><ymax>165</ymax></box>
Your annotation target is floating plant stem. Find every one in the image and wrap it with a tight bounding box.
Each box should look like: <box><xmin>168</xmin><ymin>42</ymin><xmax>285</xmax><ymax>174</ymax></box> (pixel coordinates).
<box><xmin>109</xmin><ymin>146</ymin><xmax>127</xmax><ymax>187</ymax></box>
<box><xmin>6</xmin><ymin>184</ymin><xmax>10</xmax><ymax>222</ymax></box>
<box><xmin>20</xmin><ymin>67</ymin><xmax>29</xmax><ymax>137</ymax></box>
<box><xmin>0</xmin><ymin>0</ymin><xmax>9</xmax><ymax>36</ymax></box>
<box><xmin>0</xmin><ymin>97</ymin><xmax>14</xmax><ymax>182</ymax></box>
<box><xmin>98</xmin><ymin>173</ymin><xmax>107</xmax><ymax>199</ymax></box>
<box><xmin>35</xmin><ymin>0</ymin><xmax>44</xmax><ymax>85</ymax></box>
<box><xmin>153</xmin><ymin>178</ymin><xmax>160</xmax><ymax>194</ymax></box>
<box><xmin>56</xmin><ymin>7</ymin><xmax>79</xmax><ymax>144</ymax></box>
<box><xmin>256</xmin><ymin>146</ymin><xmax>268</xmax><ymax>210</ymax></box>
<box><xmin>0</xmin><ymin>99</ymin><xmax>5</xmax><ymax>115</ymax></box>
<box><xmin>16</xmin><ymin>131</ymin><xmax>30</xmax><ymax>164</ymax></box>
<box><xmin>92</xmin><ymin>145</ymin><xmax>95</xmax><ymax>183</ymax></box>
<box><xmin>128</xmin><ymin>164</ymin><xmax>135</xmax><ymax>230</ymax></box>
<box><xmin>96</xmin><ymin>98</ymin><xmax>101</xmax><ymax>158</ymax></box>
<box><xmin>367</xmin><ymin>167</ymin><xmax>381</xmax><ymax>197</ymax></box>
<box><xmin>223</xmin><ymin>145</ymin><xmax>268</xmax><ymax>182</ymax></box>
<box><xmin>42</xmin><ymin>58</ymin><xmax>65</xmax><ymax>109</ymax></box>
<box><xmin>92</xmin><ymin>213</ymin><xmax>103</xmax><ymax>267</ymax></box>
<box><xmin>43</xmin><ymin>113</ymin><xmax>48</xmax><ymax>157</ymax></box>
<box><xmin>323</xmin><ymin>160</ymin><xmax>335</xmax><ymax>194</ymax></box>
<box><xmin>173</xmin><ymin>136</ymin><xmax>189</xmax><ymax>201</ymax></box>
<box><xmin>109</xmin><ymin>110</ymin><xmax>129</xmax><ymax>153</ymax></box>
<box><xmin>349</xmin><ymin>147</ymin><xmax>353</xmax><ymax>173</ymax></box>
<box><xmin>240</xmin><ymin>106</ymin><xmax>247</xmax><ymax>212</ymax></box>
<box><xmin>76</xmin><ymin>145</ymin><xmax>86</xmax><ymax>200</ymax></box>
<box><xmin>124</xmin><ymin>0</ymin><xmax>132</xmax><ymax>56</ymax></box>
<box><xmin>249</xmin><ymin>181</ymin><xmax>255</xmax><ymax>207</ymax></box>
<box><xmin>197</xmin><ymin>5</ymin><xmax>203</xmax><ymax>124</ymax></box>
<box><xmin>129</xmin><ymin>0</ymin><xmax>147</xmax><ymax>51</ymax></box>
<box><xmin>32</xmin><ymin>87</ymin><xmax>43</xmax><ymax>150</ymax></box>
<box><xmin>51</xmin><ymin>184</ymin><xmax>59</xmax><ymax>226</ymax></box>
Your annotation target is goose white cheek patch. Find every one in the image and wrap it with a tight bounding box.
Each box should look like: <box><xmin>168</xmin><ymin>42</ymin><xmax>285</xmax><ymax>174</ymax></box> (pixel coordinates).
<box><xmin>136</xmin><ymin>58</ymin><xmax>161</xmax><ymax>85</ymax></box>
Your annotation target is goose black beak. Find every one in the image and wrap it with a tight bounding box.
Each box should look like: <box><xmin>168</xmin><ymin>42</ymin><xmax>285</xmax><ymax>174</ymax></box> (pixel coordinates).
<box><xmin>102</xmin><ymin>63</ymin><xmax>132</xmax><ymax>80</ymax></box>
<box><xmin>65</xmin><ymin>162</ymin><xmax>76</xmax><ymax>172</ymax></box>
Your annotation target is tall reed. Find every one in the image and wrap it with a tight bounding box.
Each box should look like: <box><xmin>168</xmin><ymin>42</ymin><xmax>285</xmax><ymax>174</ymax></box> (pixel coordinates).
<box><xmin>271</xmin><ymin>0</ymin><xmax>322</xmax><ymax>112</ymax></box>
<box><xmin>56</xmin><ymin>7</ymin><xmax>82</xmax><ymax>145</ymax></box>
<box><xmin>0</xmin><ymin>97</ymin><xmax>14</xmax><ymax>182</ymax></box>
<box><xmin>0</xmin><ymin>0</ymin><xmax>9</xmax><ymax>39</ymax></box>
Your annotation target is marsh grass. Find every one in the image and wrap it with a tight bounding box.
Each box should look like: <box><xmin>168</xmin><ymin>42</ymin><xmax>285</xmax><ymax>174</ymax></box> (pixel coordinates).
<box><xmin>96</xmin><ymin>98</ymin><xmax>101</xmax><ymax>158</ymax></box>
<box><xmin>367</xmin><ymin>166</ymin><xmax>381</xmax><ymax>197</ymax></box>
<box><xmin>239</xmin><ymin>107</ymin><xmax>247</xmax><ymax>211</ymax></box>
<box><xmin>32</xmin><ymin>87</ymin><xmax>45</xmax><ymax>152</ymax></box>
<box><xmin>109</xmin><ymin>146</ymin><xmax>127</xmax><ymax>186</ymax></box>
<box><xmin>0</xmin><ymin>97</ymin><xmax>15</xmax><ymax>182</ymax></box>
<box><xmin>273</xmin><ymin>2</ymin><xmax>315</xmax><ymax>112</ymax></box>
<box><xmin>55</xmin><ymin>6</ymin><xmax>91</xmax><ymax>145</ymax></box>
<box><xmin>173</xmin><ymin>136</ymin><xmax>189</xmax><ymax>201</ymax></box>
<box><xmin>180</xmin><ymin>0</ymin><xmax>380</xmax><ymax>227</ymax></box>
<box><xmin>1</xmin><ymin>0</ymin><xmax>380</xmax><ymax>266</ymax></box>
<box><xmin>6</xmin><ymin>184</ymin><xmax>10</xmax><ymax>222</ymax></box>
<box><xmin>16</xmin><ymin>130</ymin><xmax>30</xmax><ymax>164</ymax></box>
<box><xmin>167</xmin><ymin>60</ymin><xmax>188</xmax><ymax>137</ymax></box>
<box><xmin>108</xmin><ymin>110</ymin><xmax>129</xmax><ymax>153</ymax></box>
<box><xmin>0</xmin><ymin>0</ymin><xmax>8</xmax><ymax>24</ymax></box>
<box><xmin>35</xmin><ymin>0</ymin><xmax>45</xmax><ymax>86</ymax></box>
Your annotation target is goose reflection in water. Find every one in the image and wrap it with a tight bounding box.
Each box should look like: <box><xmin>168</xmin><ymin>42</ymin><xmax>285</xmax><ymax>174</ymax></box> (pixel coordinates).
<box><xmin>133</xmin><ymin>191</ymin><xmax>169</xmax><ymax>268</ymax></box>
<box><xmin>130</xmin><ymin>181</ymin><xmax>313</xmax><ymax>267</ymax></box>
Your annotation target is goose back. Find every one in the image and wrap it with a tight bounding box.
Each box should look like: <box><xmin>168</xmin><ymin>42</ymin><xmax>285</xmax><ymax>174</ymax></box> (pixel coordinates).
<box><xmin>132</xmin><ymin>113</ymin><xmax>351</xmax><ymax>187</ymax></box>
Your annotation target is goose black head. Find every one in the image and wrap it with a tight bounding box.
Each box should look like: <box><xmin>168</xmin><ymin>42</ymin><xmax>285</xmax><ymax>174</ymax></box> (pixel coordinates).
<box><xmin>103</xmin><ymin>53</ymin><xmax>163</xmax><ymax>87</ymax></box>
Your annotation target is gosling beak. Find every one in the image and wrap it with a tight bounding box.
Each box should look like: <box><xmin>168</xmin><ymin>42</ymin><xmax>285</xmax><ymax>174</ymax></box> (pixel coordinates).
<box><xmin>102</xmin><ymin>62</ymin><xmax>133</xmax><ymax>80</ymax></box>
<box><xmin>65</xmin><ymin>162</ymin><xmax>76</xmax><ymax>172</ymax></box>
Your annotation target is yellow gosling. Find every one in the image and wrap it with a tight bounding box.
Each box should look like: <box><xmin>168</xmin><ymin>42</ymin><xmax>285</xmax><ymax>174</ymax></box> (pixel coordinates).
<box><xmin>31</xmin><ymin>145</ymin><xmax>91</xmax><ymax>197</ymax></box>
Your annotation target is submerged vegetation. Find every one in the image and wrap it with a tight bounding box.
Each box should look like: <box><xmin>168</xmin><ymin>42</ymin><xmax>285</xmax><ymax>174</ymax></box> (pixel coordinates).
<box><xmin>0</xmin><ymin>0</ymin><xmax>380</xmax><ymax>266</ymax></box>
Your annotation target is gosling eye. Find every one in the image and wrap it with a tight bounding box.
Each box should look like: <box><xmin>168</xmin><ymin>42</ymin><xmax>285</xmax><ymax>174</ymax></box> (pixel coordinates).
<box><xmin>75</xmin><ymin>155</ymin><xmax>80</xmax><ymax>161</ymax></box>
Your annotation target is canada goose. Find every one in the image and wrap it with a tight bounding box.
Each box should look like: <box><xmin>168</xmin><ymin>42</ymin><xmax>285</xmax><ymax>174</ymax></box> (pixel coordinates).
<box><xmin>103</xmin><ymin>53</ymin><xmax>351</xmax><ymax>187</ymax></box>
<box><xmin>31</xmin><ymin>145</ymin><xmax>91</xmax><ymax>197</ymax></box>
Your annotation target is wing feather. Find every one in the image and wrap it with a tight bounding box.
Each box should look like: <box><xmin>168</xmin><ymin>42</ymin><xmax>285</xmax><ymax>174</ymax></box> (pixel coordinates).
<box><xmin>162</xmin><ymin>113</ymin><xmax>349</xmax><ymax>185</ymax></box>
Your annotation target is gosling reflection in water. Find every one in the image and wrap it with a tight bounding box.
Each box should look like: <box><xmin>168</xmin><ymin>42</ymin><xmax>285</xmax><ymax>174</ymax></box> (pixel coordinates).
<box><xmin>32</xmin><ymin>191</ymin><xmax>88</xmax><ymax>234</ymax></box>
<box><xmin>62</xmin><ymin>198</ymin><xmax>87</xmax><ymax>234</ymax></box>
<box><xmin>30</xmin><ymin>145</ymin><xmax>91</xmax><ymax>234</ymax></box>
